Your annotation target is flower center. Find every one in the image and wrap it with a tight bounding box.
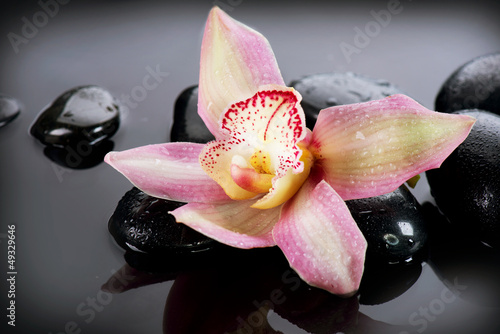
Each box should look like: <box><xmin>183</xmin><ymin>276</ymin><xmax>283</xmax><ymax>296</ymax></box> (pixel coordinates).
<box><xmin>250</xmin><ymin>150</ymin><xmax>272</xmax><ymax>174</ymax></box>
<box><xmin>229</xmin><ymin>142</ymin><xmax>314</xmax><ymax>209</ymax></box>
<box><xmin>231</xmin><ymin>149</ymin><xmax>275</xmax><ymax>194</ymax></box>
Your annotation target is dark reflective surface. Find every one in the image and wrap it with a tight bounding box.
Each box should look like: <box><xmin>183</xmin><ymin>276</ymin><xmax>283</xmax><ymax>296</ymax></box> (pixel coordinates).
<box><xmin>2</xmin><ymin>1</ymin><xmax>500</xmax><ymax>333</ymax></box>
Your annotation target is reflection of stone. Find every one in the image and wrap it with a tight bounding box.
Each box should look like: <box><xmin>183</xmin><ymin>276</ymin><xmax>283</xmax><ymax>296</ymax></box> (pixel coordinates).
<box><xmin>424</xmin><ymin>203</ymin><xmax>500</xmax><ymax>307</ymax></box>
<box><xmin>358</xmin><ymin>260</ymin><xmax>422</xmax><ymax>305</ymax></box>
<box><xmin>104</xmin><ymin>245</ymin><xmax>399</xmax><ymax>334</ymax></box>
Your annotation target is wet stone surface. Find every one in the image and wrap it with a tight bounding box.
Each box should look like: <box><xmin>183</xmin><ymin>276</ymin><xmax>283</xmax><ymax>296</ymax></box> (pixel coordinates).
<box><xmin>290</xmin><ymin>72</ymin><xmax>405</xmax><ymax>128</ymax></box>
<box><xmin>435</xmin><ymin>53</ymin><xmax>500</xmax><ymax>115</ymax></box>
<box><xmin>30</xmin><ymin>85</ymin><xmax>120</xmax><ymax>147</ymax></box>
<box><xmin>44</xmin><ymin>139</ymin><xmax>114</xmax><ymax>169</ymax></box>
<box><xmin>109</xmin><ymin>187</ymin><xmax>219</xmax><ymax>257</ymax></box>
<box><xmin>0</xmin><ymin>94</ymin><xmax>21</xmax><ymax>128</ymax></box>
<box><xmin>346</xmin><ymin>185</ymin><xmax>428</xmax><ymax>263</ymax></box>
<box><xmin>170</xmin><ymin>85</ymin><xmax>215</xmax><ymax>144</ymax></box>
<box><xmin>426</xmin><ymin>110</ymin><xmax>500</xmax><ymax>248</ymax></box>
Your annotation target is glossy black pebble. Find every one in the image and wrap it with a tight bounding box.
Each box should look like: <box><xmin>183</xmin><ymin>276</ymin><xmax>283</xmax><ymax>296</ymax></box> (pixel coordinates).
<box><xmin>30</xmin><ymin>85</ymin><xmax>120</xmax><ymax>147</ymax></box>
<box><xmin>435</xmin><ymin>53</ymin><xmax>500</xmax><ymax>115</ymax></box>
<box><xmin>345</xmin><ymin>185</ymin><xmax>428</xmax><ymax>263</ymax></box>
<box><xmin>170</xmin><ymin>85</ymin><xmax>215</xmax><ymax>144</ymax></box>
<box><xmin>0</xmin><ymin>95</ymin><xmax>21</xmax><ymax>128</ymax></box>
<box><xmin>44</xmin><ymin>139</ymin><xmax>114</xmax><ymax>169</ymax></box>
<box><xmin>290</xmin><ymin>72</ymin><xmax>404</xmax><ymax>129</ymax></box>
<box><xmin>109</xmin><ymin>187</ymin><xmax>218</xmax><ymax>255</ymax></box>
<box><xmin>426</xmin><ymin>110</ymin><xmax>500</xmax><ymax>248</ymax></box>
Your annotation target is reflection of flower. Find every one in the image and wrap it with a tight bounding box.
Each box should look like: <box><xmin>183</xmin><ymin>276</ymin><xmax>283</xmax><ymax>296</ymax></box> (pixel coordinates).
<box><xmin>102</xmin><ymin>248</ymin><xmax>382</xmax><ymax>334</ymax></box>
<box><xmin>105</xmin><ymin>7</ymin><xmax>475</xmax><ymax>295</ymax></box>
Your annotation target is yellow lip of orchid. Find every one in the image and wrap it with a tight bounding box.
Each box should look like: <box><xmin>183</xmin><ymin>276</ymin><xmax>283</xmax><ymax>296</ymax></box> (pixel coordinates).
<box><xmin>104</xmin><ymin>6</ymin><xmax>476</xmax><ymax>297</ymax></box>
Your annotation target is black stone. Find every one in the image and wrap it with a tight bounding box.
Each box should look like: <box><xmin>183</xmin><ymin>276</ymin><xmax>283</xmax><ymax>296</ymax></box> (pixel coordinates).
<box><xmin>290</xmin><ymin>72</ymin><xmax>404</xmax><ymax>129</ymax></box>
<box><xmin>44</xmin><ymin>139</ymin><xmax>114</xmax><ymax>169</ymax></box>
<box><xmin>435</xmin><ymin>53</ymin><xmax>500</xmax><ymax>115</ymax></box>
<box><xmin>426</xmin><ymin>110</ymin><xmax>500</xmax><ymax>248</ymax></box>
<box><xmin>170</xmin><ymin>85</ymin><xmax>215</xmax><ymax>144</ymax></box>
<box><xmin>0</xmin><ymin>95</ymin><xmax>21</xmax><ymax>128</ymax></box>
<box><xmin>30</xmin><ymin>85</ymin><xmax>120</xmax><ymax>147</ymax></box>
<box><xmin>345</xmin><ymin>185</ymin><xmax>428</xmax><ymax>263</ymax></box>
<box><xmin>109</xmin><ymin>187</ymin><xmax>219</xmax><ymax>256</ymax></box>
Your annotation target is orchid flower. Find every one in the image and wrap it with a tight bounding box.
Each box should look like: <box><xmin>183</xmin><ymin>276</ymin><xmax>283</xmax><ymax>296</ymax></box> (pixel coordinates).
<box><xmin>105</xmin><ymin>7</ymin><xmax>475</xmax><ymax>296</ymax></box>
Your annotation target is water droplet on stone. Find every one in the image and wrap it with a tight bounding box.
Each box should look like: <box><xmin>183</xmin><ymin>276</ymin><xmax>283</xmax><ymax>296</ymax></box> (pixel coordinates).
<box><xmin>109</xmin><ymin>187</ymin><xmax>219</xmax><ymax>256</ymax></box>
<box><xmin>427</xmin><ymin>110</ymin><xmax>500</xmax><ymax>248</ymax></box>
<box><xmin>435</xmin><ymin>53</ymin><xmax>500</xmax><ymax>116</ymax></box>
<box><xmin>290</xmin><ymin>72</ymin><xmax>404</xmax><ymax>129</ymax></box>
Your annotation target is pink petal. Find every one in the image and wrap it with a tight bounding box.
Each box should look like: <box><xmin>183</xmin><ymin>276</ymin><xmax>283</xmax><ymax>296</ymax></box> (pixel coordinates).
<box><xmin>104</xmin><ymin>142</ymin><xmax>230</xmax><ymax>203</ymax></box>
<box><xmin>199</xmin><ymin>7</ymin><xmax>285</xmax><ymax>138</ymax></box>
<box><xmin>273</xmin><ymin>177</ymin><xmax>367</xmax><ymax>296</ymax></box>
<box><xmin>311</xmin><ymin>94</ymin><xmax>476</xmax><ymax>200</ymax></box>
<box><xmin>172</xmin><ymin>198</ymin><xmax>279</xmax><ymax>249</ymax></box>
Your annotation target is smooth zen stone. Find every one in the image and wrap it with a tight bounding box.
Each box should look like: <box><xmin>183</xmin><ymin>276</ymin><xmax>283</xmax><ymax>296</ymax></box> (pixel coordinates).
<box><xmin>109</xmin><ymin>187</ymin><xmax>219</xmax><ymax>256</ymax></box>
<box><xmin>30</xmin><ymin>85</ymin><xmax>120</xmax><ymax>147</ymax></box>
<box><xmin>43</xmin><ymin>139</ymin><xmax>114</xmax><ymax>169</ymax></box>
<box><xmin>290</xmin><ymin>72</ymin><xmax>404</xmax><ymax>128</ymax></box>
<box><xmin>0</xmin><ymin>95</ymin><xmax>21</xmax><ymax>128</ymax></box>
<box><xmin>426</xmin><ymin>110</ymin><xmax>500</xmax><ymax>248</ymax></box>
<box><xmin>170</xmin><ymin>85</ymin><xmax>215</xmax><ymax>143</ymax></box>
<box><xmin>345</xmin><ymin>185</ymin><xmax>428</xmax><ymax>263</ymax></box>
<box><xmin>435</xmin><ymin>53</ymin><xmax>500</xmax><ymax>115</ymax></box>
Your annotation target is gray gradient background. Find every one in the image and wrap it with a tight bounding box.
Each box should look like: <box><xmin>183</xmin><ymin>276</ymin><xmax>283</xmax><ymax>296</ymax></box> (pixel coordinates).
<box><xmin>1</xmin><ymin>0</ymin><xmax>500</xmax><ymax>333</ymax></box>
